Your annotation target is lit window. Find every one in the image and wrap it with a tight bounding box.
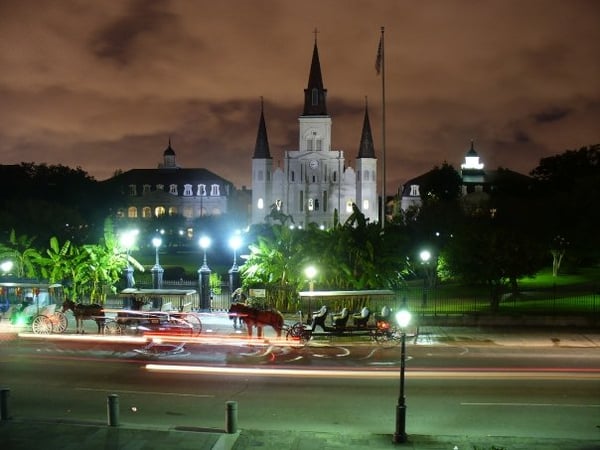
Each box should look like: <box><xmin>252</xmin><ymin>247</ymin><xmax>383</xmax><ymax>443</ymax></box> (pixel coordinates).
<box><xmin>154</xmin><ymin>206</ymin><xmax>165</xmax><ymax>217</ymax></box>
<box><xmin>142</xmin><ymin>207</ymin><xmax>152</xmax><ymax>218</ymax></box>
<box><xmin>346</xmin><ymin>201</ymin><xmax>353</xmax><ymax>213</ymax></box>
<box><xmin>308</xmin><ymin>199</ymin><xmax>314</xmax><ymax>211</ymax></box>
<box><xmin>168</xmin><ymin>207</ymin><xmax>177</xmax><ymax>216</ymax></box>
<box><xmin>183</xmin><ymin>207</ymin><xmax>193</xmax><ymax>218</ymax></box>
<box><xmin>210</xmin><ymin>184</ymin><xmax>220</xmax><ymax>196</ymax></box>
<box><xmin>363</xmin><ymin>199</ymin><xmax>369</xmax><ymax>210</ymax></box>
<box><xmin>276</xmin><ymin>199</ymin><xmax>282</xmax><ymax>210</ymax></box>
<box><xmin>257</xmin><ymin>198</ymin><xmax>264</xmax><ymax>209</ymax></box>
<box><xmin>197</xmin><ymin>184</ymin><xmax>206</xmax><ymax>196</ymax></box>
<box><xmin>127</xmin><ymin>207</ymin><xmax>138</xmax><ymax>218</ymax></box>
<box><xmin>410</xmin><ymin>185</ymin><xmax>420</xmax><ymax>196</ymax></box>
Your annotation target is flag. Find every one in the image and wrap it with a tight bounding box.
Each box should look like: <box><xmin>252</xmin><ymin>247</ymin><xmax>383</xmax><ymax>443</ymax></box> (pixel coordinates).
<box><xmin>375</xmin><ymin>35</ymin><xmax>383</xmax><ymax>75</ymax></box>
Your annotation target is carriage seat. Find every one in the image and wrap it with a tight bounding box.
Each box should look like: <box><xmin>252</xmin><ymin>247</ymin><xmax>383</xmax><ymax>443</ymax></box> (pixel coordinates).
<box><xmin>374</xmin><ymin>305</ymin><xmax>391</xmax><ymax>323</ymax></box>
<box><xmin>331</xmin><ymin>307</ymin><xmax>349</xmax><ymax>328</ymax></box>
<box><xmin>353</xmin><ymin>307</ymin><xmax>371</xmax><ymax>327</ymax></box>
<box><xmin>311</xmin><ymin>305</ymin><xmax>328</xmax><ymax>331</ymax></box>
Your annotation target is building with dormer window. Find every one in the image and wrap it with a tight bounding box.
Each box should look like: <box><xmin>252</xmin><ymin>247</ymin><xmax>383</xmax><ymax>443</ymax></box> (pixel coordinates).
<box><xmin>104</xmin><ymin>140</ymin><xmax>237</xmax><ymax>227</ymax></box>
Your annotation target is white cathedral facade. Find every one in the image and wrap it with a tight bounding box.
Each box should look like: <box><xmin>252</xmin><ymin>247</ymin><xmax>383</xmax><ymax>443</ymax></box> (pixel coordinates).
<box><xmin>251</xmin><ymin>40</ymin><xmax>379</xmax><ymax>229</ymax></box>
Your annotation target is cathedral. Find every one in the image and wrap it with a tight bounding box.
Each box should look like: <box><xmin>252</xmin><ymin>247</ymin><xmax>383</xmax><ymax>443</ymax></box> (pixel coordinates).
<box><xmin>251</xmin><ymin>39</ymin><xmax>379</xmax><ymax>228</ymax></box>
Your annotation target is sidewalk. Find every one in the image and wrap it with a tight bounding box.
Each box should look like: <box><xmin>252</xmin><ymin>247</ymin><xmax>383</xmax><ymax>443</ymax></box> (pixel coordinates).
<box><xmin>1</xmin><ymin>418</ymin><xmax>595</xmax><ymax>450</ymax></box>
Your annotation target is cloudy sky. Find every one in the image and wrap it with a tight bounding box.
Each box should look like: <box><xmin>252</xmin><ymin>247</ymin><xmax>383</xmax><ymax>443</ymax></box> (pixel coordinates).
<box><xmin>1</xmin><ymin>0</ymin><xmax>598</xmax><ymax>191</ymax></box>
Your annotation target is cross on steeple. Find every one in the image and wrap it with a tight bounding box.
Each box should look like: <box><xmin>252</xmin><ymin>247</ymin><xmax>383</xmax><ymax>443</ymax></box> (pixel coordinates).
<box><xmin>313</xmin><ymin>27</ymin><xmax>319</xmax><ymax>44</ymax></box>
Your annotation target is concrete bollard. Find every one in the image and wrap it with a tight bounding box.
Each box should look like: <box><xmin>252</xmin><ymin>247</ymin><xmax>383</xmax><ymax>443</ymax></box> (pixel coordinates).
<box><xmin>225</xmin><ymin>400</ymin><xmax>238</xmax><ymax>434</ymax></box>
<box><xmin>0</xmin><ymin>388</ymin><xmax>9</xmax><ymax>421</ymax></box>
<box><xmin>107</xmin><ymin>394</ymin><xmax>120</xmax><ymax>427</ymax></box>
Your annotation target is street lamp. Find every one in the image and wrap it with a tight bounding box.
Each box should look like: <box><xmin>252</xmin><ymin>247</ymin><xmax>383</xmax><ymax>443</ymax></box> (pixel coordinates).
<box><xmin>419</xmin><ymin>250</ymin><xmax>431</xmax><ymax>307</ymax></box>
<box><xmin>304</xmin><ymin>266</ymin><xmax>317</xmax><ymax>291</ymax></box>
<box><xmin>1</xmin><ymin>260</ymin><xmax>13</xmax><ymax>276</ymax></box>
<box><xmin>228</xmin><ymin>234</ymin><xmax>242</xmax><ymax>294</ymax></box>
<box><xmin>198</xmin><ymin>236</ymin><xmax>212</xmax><ymax>311</ymax></box>
<box><xmin>393</xmin><ymin>304</ymin><xmax>412</xmax><ymax>444</ymax></box>
<box><xmin>151</xmin><ymin>236</ymin><xmax>164</xmax><ymax>290</ymax></box>
<box><xmin>120</xmin><ymin>230</ymin><xmax>138</xmax><ymax>289</ymax></box>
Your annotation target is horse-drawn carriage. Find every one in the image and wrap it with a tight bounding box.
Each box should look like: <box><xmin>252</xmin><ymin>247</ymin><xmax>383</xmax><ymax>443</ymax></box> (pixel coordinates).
<box><xmin>285</xmin><ymin>290</ymin><xmax>408</xmax><ymax>346</ymax></box>
<box><xmin>101</xmin><ymin>289</ymin><xmax>203</xmax><ymax>337</ymax></box>
<box><xmin>2</xmin><ymin>281</ymin><xmax>67</xmax><ymax>334</ymax></box>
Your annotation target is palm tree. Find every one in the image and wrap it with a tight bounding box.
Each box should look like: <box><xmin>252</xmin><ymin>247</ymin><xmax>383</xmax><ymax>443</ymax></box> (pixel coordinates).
<box><xmin>0</xmin><ymin>229</ymin><xmax>42</xmax><ymax>278</ymax></box>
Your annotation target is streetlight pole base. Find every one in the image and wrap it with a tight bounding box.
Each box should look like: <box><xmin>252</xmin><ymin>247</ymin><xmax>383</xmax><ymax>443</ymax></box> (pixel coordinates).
<box><xmin>393</xmin><ymin>404</ymin><xmax>407</xmax><ymax>444</ymax></box>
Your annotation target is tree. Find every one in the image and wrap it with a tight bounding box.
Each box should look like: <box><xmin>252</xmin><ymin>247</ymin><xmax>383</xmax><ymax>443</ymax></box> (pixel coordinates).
<box><xmin>0</xmin><ymin>230</ymin><xmax>42</xmax><ymax>278</ymax></box>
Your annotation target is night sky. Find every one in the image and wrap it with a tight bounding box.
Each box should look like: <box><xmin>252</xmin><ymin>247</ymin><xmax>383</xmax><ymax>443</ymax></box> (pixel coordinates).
<box><xmin>1</xmin><ymin>0</ymin><xmax>598</xmax><ymax>191</ymax></box>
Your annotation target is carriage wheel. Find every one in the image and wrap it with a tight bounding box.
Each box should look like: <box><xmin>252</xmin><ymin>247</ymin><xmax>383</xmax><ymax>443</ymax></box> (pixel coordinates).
<box><xmin>373</xmin><ymin>327</ymin><xmax>400</xmax><ymax>348</ymax></box>
<box><xmin>181</xmin><ymin>314</ymin><xmax>202</xmax><ymax>336</ymax></box>
<box><xmin>286</xmin><ymin>322</ymin><xmax>310</xmax><ymax>344</ymax></box>
<box><xmin>53</xmin><ymin>311</ymin><xmax>68</xmax><ymax>333</ymax></box>
<box><xmin>32</xmin><ymin>315</ymin><xmax>53</xmax><ymax>334</ymax></box>
<box><xmin>104</xmin><ymin>320</ymin><xmax>123</xmax><ymax>335</ymax></box>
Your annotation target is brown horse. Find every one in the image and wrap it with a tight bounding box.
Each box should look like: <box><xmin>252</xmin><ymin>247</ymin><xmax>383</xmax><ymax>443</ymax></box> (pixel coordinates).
<box><xmin>228</xmin><ymin>302</ymin><xmax>284</xmax><ymax>338</ymax></box>
<box><xmin>62</xmin><ymin>299</ymin><xmax>105</xmax><ymax>334</ymax></box>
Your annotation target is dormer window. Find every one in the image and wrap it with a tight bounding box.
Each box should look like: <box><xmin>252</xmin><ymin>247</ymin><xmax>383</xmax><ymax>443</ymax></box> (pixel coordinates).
<box><xmin>128</xmin><ymin>185</ymin><xmax>137</xmax><ymax>196</ymax></box>
<box><xmin>156</xmin><ymin>184</ymin><xmax>164</xmax><ymax>191</ymax></box>
<box><xmin>169</xmin><ymin>184</ymin><xmax>178</xmax><ymax>195</ymax></box>
<box><xmin>197</xmin><ymin>184</ymin><xmax>206</xmax><ymax>196</ymax></box>
<box><xmin>143</xmin><ymin>184</ymin><xmax>151</xmax><ymax>194</ymax></box>
<box><xmin>410</xmin><ymin>185</ymin><xmax>420</xmax><ymax>197</ymax></box>
<box><xmin>210</xmin><ymin>184</ymin><xmax>220</xmax><ymax>196</ymax></box>
<box><xmin>183</xmin><ymin>184</ymin><xmax>193</xmax><ymax>196</ymax></box>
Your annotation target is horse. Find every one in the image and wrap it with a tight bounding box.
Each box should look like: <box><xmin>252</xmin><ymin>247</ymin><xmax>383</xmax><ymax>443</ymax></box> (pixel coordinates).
<box><xmin>228</xmin><ymin>302</ymin><xmax>284</xmax><ymax>338</ymax></box>
<box><xmin>62</xmin><ymin>299</ymin><xmax>105</xmax><ymax>334</ymax></box>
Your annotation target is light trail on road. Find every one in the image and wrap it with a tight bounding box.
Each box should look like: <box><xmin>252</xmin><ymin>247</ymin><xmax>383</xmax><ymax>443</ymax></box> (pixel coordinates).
<box><xmin>145</xmin><ymin>363</ymin><xmax>600</xmax><ymax>380</ymax></box>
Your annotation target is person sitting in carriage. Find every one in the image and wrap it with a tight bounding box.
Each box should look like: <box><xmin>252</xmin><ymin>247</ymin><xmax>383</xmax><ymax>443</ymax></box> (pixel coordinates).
<box><xmin>230</xmin><ymin>288</ymin><xmax>247</xmax><ymax>329</ymax></box>
<box><xmin>20</xmin><ymin>291</ymin><xmax>34</xmax><ymax>312</ymax></box>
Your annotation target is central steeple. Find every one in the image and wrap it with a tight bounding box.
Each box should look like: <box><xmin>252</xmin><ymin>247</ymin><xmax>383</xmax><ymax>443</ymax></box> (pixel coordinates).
<box><xmin>303</xmin><ymin>33</ymin><xmax>327</xmax><ymax>116</ymax></box>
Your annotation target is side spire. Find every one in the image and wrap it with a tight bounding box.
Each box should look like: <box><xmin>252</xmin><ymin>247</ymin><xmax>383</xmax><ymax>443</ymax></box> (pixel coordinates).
<box><xmin>303</xmin><ymin>31</ymin><xmax>327</xmax><ymax>116</ymax></box>
<box><xmin>357</xmin><ymin>97</ymin><xmax>376</xmax><ymax>158</ymax></box>
<box><xmin>253</xmin><ymin>97</ymin><xmax>271</xmax><ymax>159</ymax></box>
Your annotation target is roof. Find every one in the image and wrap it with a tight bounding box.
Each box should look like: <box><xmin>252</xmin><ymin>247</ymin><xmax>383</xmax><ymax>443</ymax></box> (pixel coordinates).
<box><xmin>105</xmin><ymin>168</ymin><xmax>235</xmax><ymax>188</ymax></box>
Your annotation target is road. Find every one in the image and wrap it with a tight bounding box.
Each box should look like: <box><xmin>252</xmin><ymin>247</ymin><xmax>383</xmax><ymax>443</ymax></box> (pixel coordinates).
<box><xmin>1</xmin><ymin>331</ymin><xmax>599</xmax><ymax>441</ymax></box>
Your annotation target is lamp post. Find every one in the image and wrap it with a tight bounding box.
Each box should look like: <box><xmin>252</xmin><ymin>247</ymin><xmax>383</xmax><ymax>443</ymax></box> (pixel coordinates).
<box><xmin>419</xmin><ymin>250</ymin><xmax>431</xmax><ymax>307</ymax></box>
<box><xmin>228</xmin><ymin>234</ymin><xmax>242</xmax><ymax>295</ymax></box>
<box><xmin>393</xmin><ymin>305</ymin><xmax>412</xmax><ymax>444</ymax></box>
<box><xmin>198</xmin><ymin>236</ymin><xmax>212</xmax><ymax>311</ymax></box>
<box><xmin>0</xmin><ymin>261</ymin><xmax>13</xmax><ymax>276</ymax></box>
<box><xmin>304</xmin><ymin>266</ymin><xmax>317</xmax><ymax>292</ymax></box>
<box><xmin>151</xmin><ymin>236</ymin><xmax>164</xmax><ymax>290</ymax></box>
<box><xmin>120</xmin><ymin>230</ymin><xmax>138</xmax><ymax>289</ymax></box>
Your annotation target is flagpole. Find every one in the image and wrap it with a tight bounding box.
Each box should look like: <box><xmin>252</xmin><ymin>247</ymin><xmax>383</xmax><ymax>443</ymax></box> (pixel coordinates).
<box><xmin>379</xmin><ymin>26</ymin><xmax>386</xmax><ymax>229</ymax></box>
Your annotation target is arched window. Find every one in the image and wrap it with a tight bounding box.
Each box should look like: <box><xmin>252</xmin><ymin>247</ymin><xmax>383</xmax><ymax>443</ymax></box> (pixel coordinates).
<box><xmin>169</xmin><ymin>184</ymin><xmax>178</xmax><ymax>195</ymax></box>
<box><xmin>257</xmin><ymin>198</ymin><xmax>264</xmax><ymax>209</ymax></box>
<box><xmin>142</xmin><ymin>207</ymin><xmax>152</xmax><ymax>218</ymax></box>
<box><xmin>168</xmin><ymin>206</ymin><xmax>177</xmax><ymax>216</ymax></box>
<box><xmin>127</xmin><ymin>207</ymin><xmax>138</xmax><ymax>218</ymax></box>
<box><xmin>154</xmin><ymin>206</ymin><xmax>165</xmax><ymax>217</ymax></box>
